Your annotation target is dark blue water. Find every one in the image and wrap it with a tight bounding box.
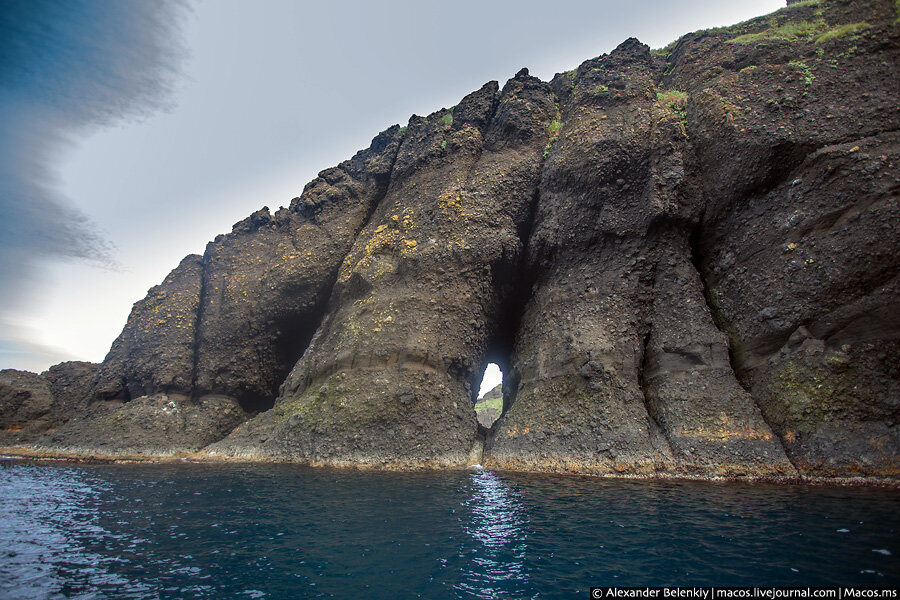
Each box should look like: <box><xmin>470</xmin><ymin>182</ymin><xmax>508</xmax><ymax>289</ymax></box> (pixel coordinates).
<box><xmin>1</xmin><ymin>461</ymin><xmax>897</xmax><ymax>599</ymax></box>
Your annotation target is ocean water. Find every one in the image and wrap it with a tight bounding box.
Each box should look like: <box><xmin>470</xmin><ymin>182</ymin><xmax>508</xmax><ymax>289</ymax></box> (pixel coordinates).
<box><xmin>0</xmin><ymin>461</ymin><xmax>897</xmax><ymax>599</ymax></box>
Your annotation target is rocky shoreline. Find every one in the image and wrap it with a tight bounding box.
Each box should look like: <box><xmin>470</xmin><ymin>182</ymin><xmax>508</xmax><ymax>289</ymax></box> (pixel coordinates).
<box><xmin>5</xmin><ymin>446</ymin><xmax>900</xmax><ymax>490</ymax></box>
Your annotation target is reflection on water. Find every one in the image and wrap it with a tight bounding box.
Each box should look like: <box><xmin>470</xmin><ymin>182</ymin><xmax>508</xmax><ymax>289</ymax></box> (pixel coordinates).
<box><xmin>456</xmin><ymin>469</ymin><xmax>530</xmax><ymax>598</ymax></box>
<box><xmin>1</xmin><ymin>461</ymin><xmax>898</xmax><ymax>599</ymax></box>
<box><xmin>0</xmin><ymin>465</ymin><xmax>153</xmax><ymax>599</ymax></box>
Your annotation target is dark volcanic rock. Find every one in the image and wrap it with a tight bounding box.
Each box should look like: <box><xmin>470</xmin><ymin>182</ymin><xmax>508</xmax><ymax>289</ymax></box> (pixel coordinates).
<box><xmin>486</xmin><ymin>39</ymin><xmax>792</xmax><ymax>478</ymax></box>
<box><xmin>93</xmin><ymin>255</ymin><xmax>202</xmax><ymax>400</ymax></box>
<box><xmin>5</xmin><ymin>0</ymin><xmax>898</xmax><ymax>481</ymax></box>
<box><xmin>93</xmin><ymin>129</ymin><xmax>403</xmax><ymax>411</ymax></box>
<box><xmin>488</xmin><ymin>39</ymin><xmax>681</xmax><ymax>476</ymax></box>
<box><xmin>642</xmin><ymin>235</ymin><xmax>794</xmax><ymax>477</ymax></box>
<box><xmin>39</xmin><ymin>393</ymin><xmax>246</xmax><ymax>457</ymax></box>
<box><xmin>0</xmin><ymin>361</ymin><xmax>97</xmax><ymax>444</ymax></box>
<box><xmin>206</xmin><ymin>75</ymin><xmax>557</xmax><ymax>466</ymax></box>
<box><xmin>0</xmin><ymin>369</ymin><xmax>54</xmax><ymax>443</ymax></box>
<box><xmin>32</xmin><ymin>128</ymin><xmax>404</xmax><ymax>457</ymax></box>
<box><xmin>44</xmin><ymin>361</ymin><xmax>98</xmax><ymax>411</ymax></box>
<box><xmin>664</xmin><ymin>0</ymin><xmax>900</xmax><ymax>478</ymax></box>
<box><xmin>192</xmin><ymin>127</ymin><xmax>402</xmax><ymax>411</ymax></box>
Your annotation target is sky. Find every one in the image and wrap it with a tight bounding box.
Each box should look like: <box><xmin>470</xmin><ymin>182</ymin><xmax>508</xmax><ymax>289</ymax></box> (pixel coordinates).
<box><xmin>1</xmin><ymin>0</ymin><xmax>785</xmax><ymax>381</ymax></box>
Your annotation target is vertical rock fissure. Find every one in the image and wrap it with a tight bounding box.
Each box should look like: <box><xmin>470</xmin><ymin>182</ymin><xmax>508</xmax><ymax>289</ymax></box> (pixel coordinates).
<box><xmin>687</xmin><ymin>226</ymin><xmax>750</xmax><ymax>391</ymax></box>
<box><xmin>189</xmin><ymin>253</ymin><xmax>211</xmax><ymax>402</ymax></box>
<box><xmin>519</xmin><ymin>172</ymin><xmax>544</xmax><ymax>251</ymax></box>
<box><xmin>638</xmin><ymin>317</ymin><xmax>675</xmax><ymax>458</ymax></box>
<box><xmin>499</xmin><ymin>183</ymin><xmax>543</xmax><ymax>417</ymax></box>
<box><xmin>262</xmin><ymin>294</ymin><xmax>329</xmax><ymax>412</ymax></box>
<box><xmin>330</xmin><ymin>130</ymin><xmax>405</xmax><ymax>265</ymax></box>
<box><xmin>687</xmin><ymin>226</ymin><xmax>801</xmax><ymax>476</ymax></box>
<box><xmin>119</xmin><ymin>377</ymin><xmax>132</xmax><ymax>403</ymax></box>
<box><xmin>479</xmin><ymin>181</ymin><xmax>545</xmax><ymax>468</ymax></box>
<box><xmin>452</xmin><ymin>81</ymin><xmax>535</xmax><ymax>433</ymax></box>
<box><xmin>269</xmin><ymin>138</ymin><xmax>405</xmax><ymax>406</ymax></box>
<box><xmin>357</xmin><ymin>151</ymin><xmax>403</xmax><ymax>240</ymax></box>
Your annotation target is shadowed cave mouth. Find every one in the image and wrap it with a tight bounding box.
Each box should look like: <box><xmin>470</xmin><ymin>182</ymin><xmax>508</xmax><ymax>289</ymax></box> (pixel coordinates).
<box><xmin>474</xmin><ymin>362</ymin><xmax>505</xmax><ymax>429</ymax></box>
<box><xmin>228</xmin><ymin>301</ymin><xmax>330</xmax><ymax>415</ymax></box>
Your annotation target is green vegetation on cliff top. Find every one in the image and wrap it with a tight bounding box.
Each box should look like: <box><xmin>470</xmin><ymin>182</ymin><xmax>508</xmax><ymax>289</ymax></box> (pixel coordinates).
<box><xmin>652</xmin><ymin>1</ymin><xmax>876</xmax><ymax>54</ymax></box>
<box><xmin>727</xmin><ymin>19</ymin><xmax>870</xmax><ymax>45</ymax></box>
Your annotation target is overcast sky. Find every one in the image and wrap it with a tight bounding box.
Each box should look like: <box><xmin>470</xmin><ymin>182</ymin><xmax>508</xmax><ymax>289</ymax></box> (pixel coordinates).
<box><xmin>1</xmin><ymin>0</ymin><xmax>785</xmax><ymax>375</ymax></box>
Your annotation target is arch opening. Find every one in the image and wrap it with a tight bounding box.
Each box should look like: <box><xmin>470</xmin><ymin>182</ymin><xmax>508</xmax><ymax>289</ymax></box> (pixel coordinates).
<box><xmin>474</xmin><ymin>362</ymin><xmax>504</xmax><ymax>429</ymax></box>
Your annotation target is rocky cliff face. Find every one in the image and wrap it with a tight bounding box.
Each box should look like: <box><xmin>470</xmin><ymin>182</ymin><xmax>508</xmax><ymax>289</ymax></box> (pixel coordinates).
<box><xmin>2</xmin><ymin>0</ymin><xmax>897</xmax><ymax>481</ymax></box>
<box><xmin>1</xmin><ymin>362</ymin><xmax>96</xmax><ymax>443</ymax></box>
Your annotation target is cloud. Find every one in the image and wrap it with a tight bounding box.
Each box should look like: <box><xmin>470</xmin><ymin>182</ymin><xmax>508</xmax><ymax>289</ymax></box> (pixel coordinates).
<box><xmin>0</xmin><ymin>0</ymin><xmax>190</xmax><ymax>367</ymax></box>
<box><xmin>0</xmin><ymin>322</ymin><xmax>71</xmax><ymax>373</ymax></box>
<box><xmin>0</xmin><ymin>0</ymin><xmax>190</xmax><ymax>298</ymax></box>
<box><xmin>0</xmin><ymin>0</ymin><xmax>189</xmax><ymax>125</ymax></box>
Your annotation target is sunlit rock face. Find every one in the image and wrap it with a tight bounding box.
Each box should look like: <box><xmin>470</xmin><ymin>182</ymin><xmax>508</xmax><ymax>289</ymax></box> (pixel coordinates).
<box><xmin>5</xmin><ymin>0</ymin><xmax>898</xmax><ymax>482</ymax></box>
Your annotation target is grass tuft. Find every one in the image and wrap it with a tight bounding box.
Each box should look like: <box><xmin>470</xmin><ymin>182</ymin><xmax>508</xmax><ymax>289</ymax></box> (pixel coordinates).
<box><xmin>727</xmin><ymin>19</ymin><xmax>827</xmax><ymax>44</ymax></box>
<box><xmin>788</xmin><ymin>60</ymin><xmax>815</xmax><ymax>85</ymax></box>
<box><xmin>657</xmin><ymin>89</ymin><xmax>688</xmax><ymax>111</ymax></box>
<box><xmin>650</xmin><ymin>40</ymin><xmax>678</xmax><ymax>57</ymax></box>
<box><xmin>548</xmin><ymin>119</ymin><xmax>562</xmax><ymax>138</ymax></box>
<box><xmin>543</xmin><ymin>119</ymin><xmax>563</xmax><ymax>159</ymax></box>
<box><xmin>785</xmin><ymin>0</ymin><xmax>820</xmax><ymax>8</ymax></box>
<box><xmin>728</xmin><ymin>18</ymin><xmax>870</xmax><ymax>45</ymax></box>
<box><xmin>815</xmin><ymin>22</ymin><xmax>869</xmax><ymax>43</ymax></box>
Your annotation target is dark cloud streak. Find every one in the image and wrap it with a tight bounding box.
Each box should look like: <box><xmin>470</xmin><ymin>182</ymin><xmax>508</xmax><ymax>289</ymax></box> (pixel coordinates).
<box><xmin>0</xmin><ymin>0</ymin><xmax>190</xmax><ymax>313</ymax></box>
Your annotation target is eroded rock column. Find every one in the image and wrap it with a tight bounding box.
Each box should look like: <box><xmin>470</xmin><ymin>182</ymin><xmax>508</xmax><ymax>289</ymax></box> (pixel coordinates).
<box><xmin>488</xmin><ymin>40</ymin><xmax>675</xmax><ymax>475</ymax></box>
<box><xmin>487</xmin><ymin>39</ymin><xmax>791</xmax><ymax>478</ymax></box>
<box><xmin>209</xmin><ymin>72</ymin><xmax>557</xmax><ymax>466</ymax></box>
<box><xmin>666</xmin><ymin>0</ymin><xmax>900</xmax><ymax>478</ymax></box>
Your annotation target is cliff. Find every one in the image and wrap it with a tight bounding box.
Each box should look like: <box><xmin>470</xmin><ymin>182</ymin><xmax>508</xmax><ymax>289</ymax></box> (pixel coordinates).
<box><xmin>2</xmin><ymin>0</ymin><xmax>897</xmax><ymax>482</ymax></box>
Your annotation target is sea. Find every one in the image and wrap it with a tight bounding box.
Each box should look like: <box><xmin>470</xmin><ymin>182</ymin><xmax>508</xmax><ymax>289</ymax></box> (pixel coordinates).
<box><xmin>0</xmin><ymin>460</ymin><xmax>897</xmax><ymax>599</ymax></box>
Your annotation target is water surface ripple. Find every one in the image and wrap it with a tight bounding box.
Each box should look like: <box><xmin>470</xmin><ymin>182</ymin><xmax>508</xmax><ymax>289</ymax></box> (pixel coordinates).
<box><xmin>1</xmin><ymin>462</ymin><xmax>897</xmax><ymax>599</ymax></box>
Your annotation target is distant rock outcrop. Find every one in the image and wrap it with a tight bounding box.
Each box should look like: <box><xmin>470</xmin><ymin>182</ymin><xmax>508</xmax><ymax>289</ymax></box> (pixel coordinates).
<box><xmin>2</xmin><ymin>0</ymin><xmax>897</xmax><ymax>482</ymax></box>
<box><xmin>475</xmin><ymin>384</ymin><xmax>503</xmax><ymax>429</ymax></box>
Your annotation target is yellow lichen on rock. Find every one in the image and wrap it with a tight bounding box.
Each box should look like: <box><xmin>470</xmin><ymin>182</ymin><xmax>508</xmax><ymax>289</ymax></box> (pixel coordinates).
<box><xmin>681</xmin><ymin>413</ymin><xmax>774</xmax><ymax>441</ymax></box>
